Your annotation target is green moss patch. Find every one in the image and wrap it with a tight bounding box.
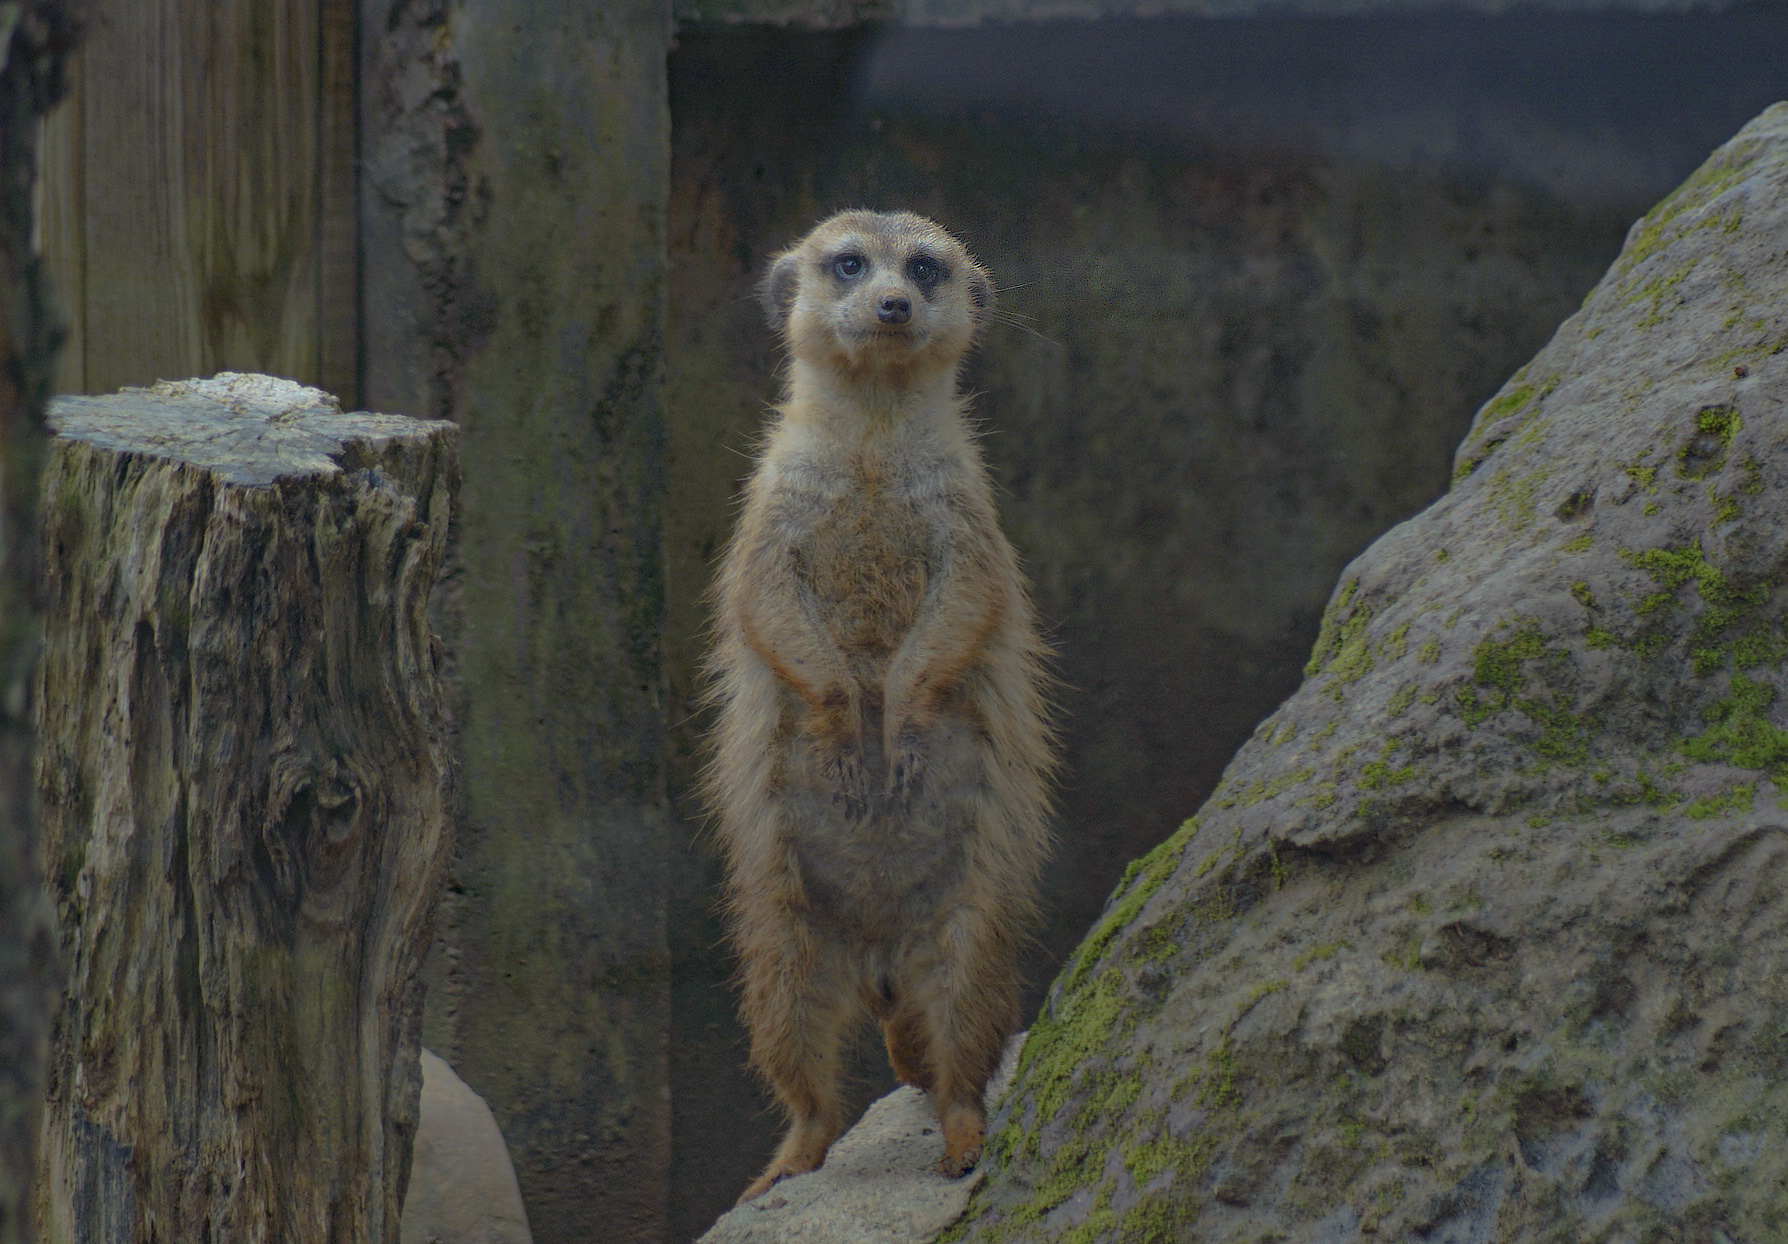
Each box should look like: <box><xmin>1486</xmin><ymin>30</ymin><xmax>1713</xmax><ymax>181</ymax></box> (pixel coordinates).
<box><xmin>1487</xmin><ymin>462</ymin><xmax>1554</xmax><ymax>532</ymax></box>
<box><xmin>1454</xmin><ymin>626</ymin><xmax>1592</xmax><ymax>765</ymax></box>
<box><xmin>1477</xmin><ymin>383</ymin><xmax>1538</xmax><ymax>431</ymax></box>
<box><xmin>1062</xmin><ymin>817</ymin><xmax>1199</xmax><ymax>993</ymax></box>
<box><xmin>1681</xmin><ymin>673</ymin><xmax>1788</xmax><ymax>783</ymax></box>
<box><xmin>1306</xmin><ymin>579</ymin><xmax>1362</xmax><ymax>678</ymax></box>
<box><xmin>1685</xmin><ymin>784</ymin><xmax>1755</xmax><ymax>820</ymax></box>
<box><xmin>1624</xmin><ymin>539</ymin><xmax>1773</xmax><ymax>671</ymax></box>
<box><xmin>1617</xmin><ymin>141</ymin><xmax>1762</xmax><ymax>278</ymax></box>
<box><xmin>1217</xmin><ymin>767</ymin><xmax>1315</xmax><ymax>810</ymax></box>
<box><xmin>1677</xmin><ymin>404</ymin><xmax>1742</xmax><ymax>479</ymax></box>
<box><xmin>1358</xmin><ymin>760</ymin><xmax>1416</xmax><ymax>791</ymax></box>
<box><xmin>1305</xmin><ymin>580</ymin><xmax>1389</xmax><ymax>699</ymax></box>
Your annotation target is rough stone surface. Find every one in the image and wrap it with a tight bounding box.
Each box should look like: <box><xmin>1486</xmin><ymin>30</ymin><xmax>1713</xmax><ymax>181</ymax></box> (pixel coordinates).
<box><xmin>951</xmin><ymin>103</ymin><xmax>1788</xmax><ymax>1242</ymax></box>
<box><xmin>402</xmin><ymin>1051</ymin><xmax>533</xmax><ymax>1244</ymax></box>
<box><xmin>699</xmin><ymin>1037</ymin><xmax>1024</xmax><ymax>1244</ymax></box>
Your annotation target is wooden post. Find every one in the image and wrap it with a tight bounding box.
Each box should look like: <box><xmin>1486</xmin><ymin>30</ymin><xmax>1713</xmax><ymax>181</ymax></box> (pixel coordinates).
<box><xmin>362</xmin><ymin>4</ymin><xmax>675</xmax><ymax>1239</ymax></box>
<box><xmin>31</xmin><ymin>373</ymin><xmax>456</xmax><ymax>1244</ymax></box>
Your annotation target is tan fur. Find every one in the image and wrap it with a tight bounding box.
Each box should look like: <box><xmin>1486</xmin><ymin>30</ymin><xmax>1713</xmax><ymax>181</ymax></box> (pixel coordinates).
<box><xmin>702</xmin><ymin>210</ymin><xmax>1057</xmax><ymax>1202</ymax></box>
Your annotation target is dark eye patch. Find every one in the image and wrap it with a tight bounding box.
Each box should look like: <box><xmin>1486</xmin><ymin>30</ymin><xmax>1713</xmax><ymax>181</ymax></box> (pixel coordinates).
<box><xmin>907</xmin><ymin>254</ymin><xmax>947</xmax><ymax>289</ymax></box>
<box><xmin>833</xmin><ymin>253</ymin><xmax>865</xmax><ymax>280</ymax></box>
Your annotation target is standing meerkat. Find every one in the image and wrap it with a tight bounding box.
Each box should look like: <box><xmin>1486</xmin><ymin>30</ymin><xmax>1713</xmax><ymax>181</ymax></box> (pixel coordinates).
<box><xmin>703</xmin><ymin>210</ymin><xmax>1057</xmax><ymax>1201</ymax></box>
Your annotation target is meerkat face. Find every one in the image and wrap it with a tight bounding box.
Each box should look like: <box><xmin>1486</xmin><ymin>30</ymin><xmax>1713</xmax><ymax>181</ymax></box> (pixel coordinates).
<box><xmin>759</xmin><ymin>210</ymin><xmax>995</xmax><ymax>376</ymax></box>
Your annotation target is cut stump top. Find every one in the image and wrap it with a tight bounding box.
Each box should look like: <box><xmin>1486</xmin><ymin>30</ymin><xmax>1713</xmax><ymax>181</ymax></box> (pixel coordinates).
<box><xmin>48</xmin><ymin>372</ymin><xmax>452</xmax><ymax>486</ymax></box>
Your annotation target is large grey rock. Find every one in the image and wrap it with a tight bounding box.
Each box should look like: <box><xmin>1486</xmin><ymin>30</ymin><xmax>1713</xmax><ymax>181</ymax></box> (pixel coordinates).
<box><xmin>955</xmin><ymin>103</ymin><xmax>1788</xmax><ymax>1241</ymax></box>
<box><xmin>699</xmin><ymin>1038</ymin><xmax>1024</xmax><ymax>1243</ymax></box>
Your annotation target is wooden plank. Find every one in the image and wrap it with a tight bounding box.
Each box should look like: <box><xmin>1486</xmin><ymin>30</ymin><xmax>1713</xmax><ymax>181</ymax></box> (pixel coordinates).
<box><xmin>36</xmin><ymin>53</ymin><xmax>84</xmax><ymax>397</ymax></box>
<box><xmin>39</xmin><ymin>0</ymin><xmax>358</xmax><ymax>398</ymax></box>
<box><xmin>73</xmin><ymin>0</ymin><xmax>204</xmax><ymax>391</ymax></box>
<box><xmin>317</xmin><ymin>0</ymin><xmax>359</xmax><ymax>406</ymax></box>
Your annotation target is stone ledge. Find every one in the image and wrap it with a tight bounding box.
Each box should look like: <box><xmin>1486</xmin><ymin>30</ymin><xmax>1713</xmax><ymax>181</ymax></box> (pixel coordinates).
<box><xmin>699</xmin><ymin>1035</ymin><xmax>1025</xmax><ymax>1243</ymax></box>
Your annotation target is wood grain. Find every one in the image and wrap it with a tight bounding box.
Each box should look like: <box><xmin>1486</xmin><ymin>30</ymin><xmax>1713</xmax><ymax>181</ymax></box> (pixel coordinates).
<box><xmin>32</xmin><ymin>374</ymin><xmax>455</xmax><ymax>1243</ymax></box>
<box><xmin>39</xmin><ymin>0</ymin><xmax>359</xmax><ymax>403</ymax></box>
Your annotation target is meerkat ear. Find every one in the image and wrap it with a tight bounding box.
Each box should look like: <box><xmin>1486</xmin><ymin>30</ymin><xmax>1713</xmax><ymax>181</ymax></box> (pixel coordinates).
<box><xmin>967</xmin><ymin>268</ymin><xmax>996</xmax><ymax>324</ymax></box>
<box><xmin>759</xmin><ymin>253</ymin><xmax>801</xmax><ymax>334</ymax></box>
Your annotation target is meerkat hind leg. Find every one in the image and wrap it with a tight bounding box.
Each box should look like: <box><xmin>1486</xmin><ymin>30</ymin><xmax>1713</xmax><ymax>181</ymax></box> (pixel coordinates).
<box><xmin>881</xmin><ymin>1006</ymin><xmax>935</xmax><ymax>1092</ymax></box>
<box><xmin>737</xmin><ymin>928</ymin><xmax>856</xmax><ymax>1202</ymax></box>
<box><xmin>917</xmin><ymin>921</ymin><xmax>1020</xmax><ymax>1178</ymax></box>
<box><xmin>738</xmin><ymin>1027</ymin><xmax>850</xmax><ymax>1202</ymax></box>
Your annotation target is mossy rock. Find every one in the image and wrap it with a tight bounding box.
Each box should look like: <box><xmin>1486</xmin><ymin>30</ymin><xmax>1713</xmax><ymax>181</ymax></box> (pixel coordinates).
<box><xmin>954</xmin><ymin>103</ymin><xmax>1788</xmax><ymax>1243</ymax></box>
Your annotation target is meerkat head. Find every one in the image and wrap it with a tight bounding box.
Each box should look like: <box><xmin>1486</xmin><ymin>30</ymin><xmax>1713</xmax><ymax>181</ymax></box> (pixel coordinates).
<box><xmin>758</xmin><ymin>210</ymin><xmax>995</xmax><ymax>380</ymax></box>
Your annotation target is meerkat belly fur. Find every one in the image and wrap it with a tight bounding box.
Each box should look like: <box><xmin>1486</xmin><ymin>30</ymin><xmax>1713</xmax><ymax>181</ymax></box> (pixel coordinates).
<box><xmin>703</xmin><ymin>210</ymin><xmax>1057</xmax><ymax>1200</ymax></box>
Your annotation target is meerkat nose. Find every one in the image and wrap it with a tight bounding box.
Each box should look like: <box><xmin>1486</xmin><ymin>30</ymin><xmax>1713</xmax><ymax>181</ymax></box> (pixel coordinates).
<box><xmin>878</xmin><ymin>295</ymin><xmax>912</xmax><ymax>325</ymax></box>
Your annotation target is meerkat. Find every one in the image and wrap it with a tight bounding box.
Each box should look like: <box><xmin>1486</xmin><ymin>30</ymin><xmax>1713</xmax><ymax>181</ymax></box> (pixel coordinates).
<box><xmin>702</xmin><ymin>210</ymin><xmax>1057</xmax><ymax>1202</ymax></box>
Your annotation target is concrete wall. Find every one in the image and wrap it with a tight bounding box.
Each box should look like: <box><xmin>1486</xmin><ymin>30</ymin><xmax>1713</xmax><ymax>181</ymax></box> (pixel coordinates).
<box><xmin>672</xmin><ymin>0</ymin><xmax>1739</xmax><ymax>26</ymax></box>
<box><xmin>661</xmin><ymin>12</ymin><xmax>1788</xmax><ymax>1237</ymax></box>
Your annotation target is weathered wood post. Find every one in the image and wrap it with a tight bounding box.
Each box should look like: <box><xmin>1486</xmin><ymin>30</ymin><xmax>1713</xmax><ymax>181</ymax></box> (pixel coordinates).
<box><xmin>31</xmin><ymin>373</ymin><xmax>457</xmax><ymax>1243</ymax></box>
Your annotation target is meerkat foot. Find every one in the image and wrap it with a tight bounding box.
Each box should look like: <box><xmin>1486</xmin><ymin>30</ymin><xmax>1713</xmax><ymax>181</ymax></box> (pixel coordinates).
<box><xmin>739</xmin><ymin>1113</ymin><xmax>839</xmax><ymax>1204</ymax></box>
<box><xmin>940</xmin><ymin>1138</ymin><xmax>983</xmax><ymax>1178</ymax></box>
<box><xmin>736</xmin><ymin>1172</ymin><xmax>779</xmax><ymax>1204</ymax></box>
<box><xmin>939</xmin><ymin>1106</ymin><xmax>986</xmax><ymax>1178</ymax></box>
<box><xmin>737</xmin><ymin>1152</ymin><xmax>826</xmax><ymax>1204</ymax></box>
<box><xmin>737</xmin><ymin>1167</ymin><xmax>794</xmax><ymax>1204</ymax></box>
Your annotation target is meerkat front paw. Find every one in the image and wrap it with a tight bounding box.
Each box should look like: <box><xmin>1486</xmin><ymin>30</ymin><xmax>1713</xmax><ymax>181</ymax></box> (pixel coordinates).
<box><xmin>821</xmin><ymin>746</ymin><xmax>870</xmax><ymax>818</ymax></box>
<box><xmin>882</xmin><ymin>705</ymin><xmax>929</xmax><ymax>796</ymax></box>
<box><xmin>806</xmin><ymin>689</ymin><xmax>870</xmax><ymax>813</ymax></box>
<box><xmin>888</xmin><ymin>734</ymin><xmax>926</xmax><ymax>797</ymax></box>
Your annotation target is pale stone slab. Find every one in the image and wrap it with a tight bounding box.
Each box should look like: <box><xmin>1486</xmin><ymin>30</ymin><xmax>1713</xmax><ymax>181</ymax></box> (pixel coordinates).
<box><xmin>700</xmin><ymin>1035</ymin><xmax>1025</xmax><ymax>1244</ymax></box>
<box><xmin>403</xmin><ymin>1051</ymin><xmax>534</xmax><ymax>1244</ymax></box>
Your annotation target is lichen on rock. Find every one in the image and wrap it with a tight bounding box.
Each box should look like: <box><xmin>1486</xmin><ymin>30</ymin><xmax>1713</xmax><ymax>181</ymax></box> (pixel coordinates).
<box><xmin>953</xmin><ymin>103</ymin><xmax>1788</xmax><ymax>1243</ymax></box>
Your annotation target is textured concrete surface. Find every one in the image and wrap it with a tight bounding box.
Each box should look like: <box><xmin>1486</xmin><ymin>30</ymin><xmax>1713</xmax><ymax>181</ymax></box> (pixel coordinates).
<box><xmin>699</xmin><ymin>1037</ymin><xmax>1025</xmax><ymax>1244</ymax></box>
<box><xmin>956</xmin><ymin>103</ymin><xmax>1788</xmax><ymax>1242</ymax></box>
<box><xmin>673</xmin><ymin>0</ymin><xmax>1739</xmax><ymax>29</ymax></box>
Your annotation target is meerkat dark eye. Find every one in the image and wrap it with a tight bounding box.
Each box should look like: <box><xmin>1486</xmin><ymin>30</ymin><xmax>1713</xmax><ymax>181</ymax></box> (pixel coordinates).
<box><xmin>833</xmin><ymin>254</ymin><xmax>865</xmax><ymax>280</ymax></box>
<box><xmin>907</xmin><ymin>255</ymin><xmax>946</xmax><ymax>289</ymax></box>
